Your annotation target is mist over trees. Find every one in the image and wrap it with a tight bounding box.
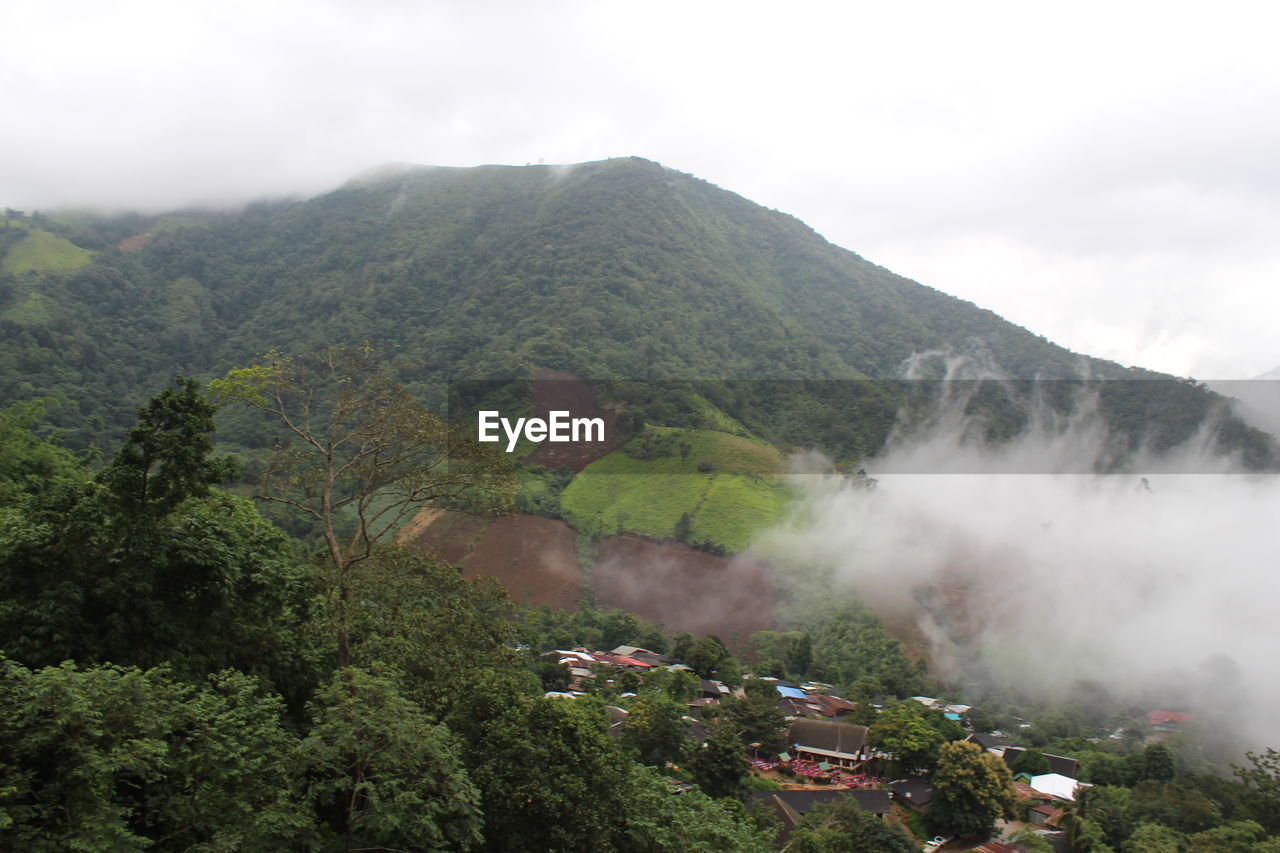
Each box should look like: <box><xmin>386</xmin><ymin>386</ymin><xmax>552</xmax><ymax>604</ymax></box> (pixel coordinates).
<box><xmin>3</xmin><ymin>160</ymin><xmax>1278</xmax><ymax>850</ymax></box>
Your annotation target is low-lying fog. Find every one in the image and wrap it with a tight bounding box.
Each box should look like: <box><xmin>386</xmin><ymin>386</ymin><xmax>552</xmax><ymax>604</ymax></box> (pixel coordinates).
<box><xmin>753</xmin><ymin>373</ymin><xmax>1280</xmax><ymax>749</ymax></box>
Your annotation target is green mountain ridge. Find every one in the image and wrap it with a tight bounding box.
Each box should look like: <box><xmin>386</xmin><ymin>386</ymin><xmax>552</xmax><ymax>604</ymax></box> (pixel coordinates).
<box><xmin>0</xmin><ymin>156</ymin><xmax>1270</xmax><ymax>470</ymax></box>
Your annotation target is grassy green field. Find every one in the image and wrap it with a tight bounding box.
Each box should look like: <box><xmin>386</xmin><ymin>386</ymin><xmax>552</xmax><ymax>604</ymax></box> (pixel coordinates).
<box><xmin>0</xmin><ymin>230</ymin><xmax>93</xmax><ymax>275</ymax></box>
<box><xmin>559</xmin><ymin>427</ymin><xmax>791</xmax><ymax>552</ymax></box>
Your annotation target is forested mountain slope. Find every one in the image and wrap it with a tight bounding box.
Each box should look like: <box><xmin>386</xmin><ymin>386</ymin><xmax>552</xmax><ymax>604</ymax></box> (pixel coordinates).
<box><xmin>0</xmin><ymin>158</ymin><xmax>1267</xmax><ymax>464</ymax></box>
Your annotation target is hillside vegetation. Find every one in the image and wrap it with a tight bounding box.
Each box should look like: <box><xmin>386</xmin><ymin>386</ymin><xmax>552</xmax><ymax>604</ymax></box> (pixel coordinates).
<box><xmin>1</xmin><ymin>157</ymin><xmax>1273</xmax><ymax>484</ymax></box>
<box><xmin>559</xmin><ymin>427</ymin><xmax>790</xmax><ymax>552</ymax></box>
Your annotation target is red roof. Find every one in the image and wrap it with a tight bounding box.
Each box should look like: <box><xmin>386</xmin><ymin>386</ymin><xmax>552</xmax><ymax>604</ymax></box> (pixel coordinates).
<box><xmin>592</xmin><ymin>653</ymin><xmax>653</xmax><ymax>668</ymax></box>
<box><xmin>1013</xmin><ymin>782</ymin><xmax>1044</xmax><ymax>801</ymax></box>
<box><xmin>1148</xmin><ymin>710</ymin><xmax>1194</xmax><ymax>727</ymax></box>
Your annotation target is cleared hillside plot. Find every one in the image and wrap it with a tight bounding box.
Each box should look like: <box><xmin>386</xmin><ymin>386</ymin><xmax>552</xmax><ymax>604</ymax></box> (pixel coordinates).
<box><xmin>592</xmin><ymin>534</ymin><xmax>779</xmax><ymax>644</ymax></box>
<box><xmin>0</xmin><ymin>229</ymin><xmax>93</xmax><ymax>275</ymax></box>
<box><xmin>398</xmin><ymin>509</ymin><xmax>583</xmax><ymax>609</ymax></box>
<box><xmin>559</xmin><ymin>427</ymin><xmax>791</xmax><ymax>552</ymax></box>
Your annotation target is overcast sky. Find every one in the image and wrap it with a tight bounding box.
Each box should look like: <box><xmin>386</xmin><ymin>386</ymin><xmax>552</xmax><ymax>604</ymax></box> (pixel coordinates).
<box><xmin>4</xmin><ymin>0</ymin><xmax>1279</xmax><ymax>379</ymax></box>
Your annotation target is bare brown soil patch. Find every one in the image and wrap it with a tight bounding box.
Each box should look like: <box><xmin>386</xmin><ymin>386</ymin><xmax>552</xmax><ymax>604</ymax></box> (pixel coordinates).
<box><xmin>464</xmin><ymin>515</ymin><xmax>583</xmax><ymax>609</ymax></box>
<box><xmin>523</xmin><ymin>369</ymin><xmax>618</xmax><ymax>473</ymax></box>
<box><xmin>397</xmin><ymin>507</ymin><xmax>489</xmax><ymax>565</ymax></box>
<box><xmin>117</xmin><ymin>233</ymin><xmax>154</xmax><ymax>252</ymax></box>
<box><xmin>591</xmin><ymin>534</ymin><xmax>779</xmax><ymax>648</ymax></box>
<box><xmin>399</xmin><ymin>509</ymin><xmax>583</xmax><ymax>609</ymax></box>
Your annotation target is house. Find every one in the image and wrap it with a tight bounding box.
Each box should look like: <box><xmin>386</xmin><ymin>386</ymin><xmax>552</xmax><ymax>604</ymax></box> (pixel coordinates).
<box><xmin>803</xmin><ymin>693</ymin><xmax>858</xmax><ymax>718</ymax></box>
<box><xmin>1028</xmin><ymin>802</ymin><xmax>1065</xmax><ymax>827</ymax></box>
<box><xmin>788</xmin><ymin>719</ymin><xmax>871</xmax><ymax>770</ymax></box>
<box><xmin>889</xmin><ymin>778</ymin><xmax>933</xmax><ymax>812</ymax></box>
<box><xmin>1028</xmin><ymin>772</ymin><xmax>1089</xmax><ymax>802</ymax></box>
<box><xmin>967</xmin><ymin>732</ymin><xmax>1012</xmax><ymax>753</ymax></box>
<box><xmin>610</xmin><ymin>645</ymin><xmax>654</xmax><ymax>657</ymax></box>
<box><xmin>605</xmin><ymin>705</ymin><xmax>629</xmax><ymax>738</ymax></box>
<box><xmin>1001</xmin><ymin>747</ymin><xmax>1080</xmax><ymax>779</ymax></box>
<box><xmin>700</xmin><ymin>679</ymin><xmax>730</xmax><ymax>700</ymax></box>
<box><xmin>1148</xmin><ymin>710</ymin><xmax>1194</xmax><ymax>732</ymax></box>
<box><xmin>593</xmin><ymin>653</ymin><xmax>654</xmax><ymax>670</ymax></box>
<box><xmin>610</xmin><ymin>645</ymin><xmax>671</xmax><ymax>666</ymax></box>
<box><xmin>682</xmin><ymin>716</ymin><xmax>710</xmax><ymax>744</ymax></box>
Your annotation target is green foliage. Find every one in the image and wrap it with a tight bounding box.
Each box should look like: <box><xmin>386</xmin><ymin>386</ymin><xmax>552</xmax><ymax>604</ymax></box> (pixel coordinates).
<box><xmin>0</xmin><ymin>384</ymin><xmax>311</xmax><ymax>681</ymax></box>
<box><xmin>213</xmin><ymin>345</ymin><xmax>516</xmax><ymax>668</ymax></box>
<box><xmin>0</xmin><ymin>228</ymin><xmax>93</xmax><ymax>275</ymax></box>
<box><xmin>1142</xmin><ymin>743</ymin><xmax>1177</xmax><ymax>782</ymax></box>
<box><xmin>783</xmin><ymin>597</ymin><xmax>926</xmax><ymax>698</ymax></box>
<box><xmin>334</xmin><ymin>546</ymin><xmax>525</xmax><ymax>718</ymax></box>
<box><xmin>0</xmin><ymin>157</ymin><xmax>1271</xmax><ymax>476</ymax></box>
<box><xmin>271</xmin><ymin>666</ymin><xmax>483</xmax><ymax>852</ymax></box>
<box><xmin>720</xmin><ymin>686</ymin><xmax>789</xmax><ymax>753</ymax></box>
<box><xmin>787</xmin><ymin>795</ymin><xmax>917</xmax><ymax>852</ymax></box>
<box><xmin>929</xmin><ymin>740</ymin><xmax>1018</xmax><ymax>837</ymax></box>
<box><xmin>559</xmin><ymin>428</ymin><xmax>790</xmax><ymax>552</ymax></box>
<box><xmin>869</xmin><ymin>701</ymin><xmax>947</xmax><ymax>774</ymax></box>
<box><xmin>687</xmin><ymin>634</ymin><xmax>733</xmax><ymax>678</ymax></box>
<box><xmin>688</xmin><ymin>721</ymin><xmax>751</xmax><ymax>800</ymax></box>
<box><xmin>1011</xmin><ymin>747</ymin><xmax>1053</xmax><ymax>776</ymax></box>
<box><xmin>1236</xmin><ymin>748</ymin><xmax>1280</xmax><ymax>833</ymax></box>
<box><xmin>620</xmin><ymin>764</ymin><xmax>774</xmax><ymax>852</ymax></box>
<box><xmin>98</xmin><ymin>375</ymin><xmax>237</xmax><ymax>516</ymax></box>
<box><xmin>446</xmin><ymin>681</ymin><xmax>634</xmax><ymax>852</ymax></box>
<box><xmin>1131</xmin><ymin>779</ymin><xmax>1221</xmax><ymax>834</ymax></box>
<box><xmin>514</xmin><ymin>602</ymin><xmax>671</xmax><ymax>654</ymax></box>
<box><xmin>1067</xmin><ymin>785</ymin><xmax>1135</xmax><ymax>851</ymax></box>
<box><xmin>0</xmin><ymin>400</ymin><xmax>84</xmax><ymax>505</ymax></box>
<box><xmin>1124</xmin><ymin>822</ymin><xmax>1184</xmax><ymax>853</ymax></box>
<box><xmin>0</xmin><ymin>657</ymin><xmax>295</xmax><ymax>851</ymax></box>
<box><xmin>1184</xmin><ymin>819</ymin><xmax>1267</xmax><ymax>852</ymax></box>
<box><xmin>621</xmin><ymin>693</ymin><xmax>688</xmax><ymax>767</ymax></box>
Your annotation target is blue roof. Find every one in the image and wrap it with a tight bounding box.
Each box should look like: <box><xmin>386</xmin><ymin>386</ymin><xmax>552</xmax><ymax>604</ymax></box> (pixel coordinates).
<box><xmin>945</xmin><ymin>712</ymin><xmax>962</xmax><ymax>720</ymax></box>
<box><xmin>777</xmin><ymin>686</ymin><xmax>807</xmax><ymax>700</ymax></box>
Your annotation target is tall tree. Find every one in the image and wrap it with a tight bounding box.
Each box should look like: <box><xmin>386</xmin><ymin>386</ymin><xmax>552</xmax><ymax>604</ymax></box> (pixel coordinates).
<box><xmin>98</xmin><ymin>376</ymin><xmax>237</xmax><ymax>518</ymax></box>
<box><xmin>211</xmin><ymin>344</ymin><xmax>515</xmax><ymax>667</ymax></box>
<box><xmin>1142</xmin><ymin>743</ymin><xmax>1177</xmax><ymax>782</ymax></box>
<box><xmin>621</xmin><ymin>693</ymin><xmax>688</xmax><ymax>768</ymax></box>
<box><xmin>868</xmin><ymin>701</ymin><xmax>945</xmax><ymax>774</ymax></box>
<box><xmin>929</xmin><ymin>740</ymin><xmax>1018</xmax><ymax>837</ymax></box>
<box><xmin>0</xmin><ymin>380</ymin><xmax>309</xmax><ymax>678</ymax></box>
<box><xmin>266</xmin><ymin>666</ymin><xmax>484</xmax><ymax>852</ymax></box>
<box><xmin>720</xmin><ymin>679</ymin><xmax>789</xmax><ymax>753</ymax></box>
<box><xmin>689</xmin><ymin>721</ymin><xmax>751</xmax><ymax>800</ymax></box>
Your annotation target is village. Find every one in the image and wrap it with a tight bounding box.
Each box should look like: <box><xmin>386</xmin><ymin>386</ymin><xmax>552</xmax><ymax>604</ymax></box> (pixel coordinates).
<box><xmin>543</xmin><ymin>643</ymin><xmax>1196</xmax><ymax>852</ymax></box>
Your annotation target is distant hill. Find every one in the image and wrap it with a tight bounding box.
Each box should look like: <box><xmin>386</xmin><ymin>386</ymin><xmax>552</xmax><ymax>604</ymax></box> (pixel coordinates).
<box><xmin>0</xmin><ymin>157</ymin><xmax>1272</xmax><ymax>471</ymax></box>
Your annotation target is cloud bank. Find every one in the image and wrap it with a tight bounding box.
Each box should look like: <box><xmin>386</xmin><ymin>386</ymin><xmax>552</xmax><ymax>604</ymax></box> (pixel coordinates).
<box><xmin>756</xmin><ymin>380</ymin><xmax>1280</xmax><ymax>748</ymax></box>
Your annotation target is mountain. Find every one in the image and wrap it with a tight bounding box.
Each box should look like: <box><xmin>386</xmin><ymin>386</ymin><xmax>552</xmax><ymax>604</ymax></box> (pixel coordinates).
<box><xmin>0</xmin><ymin>157</ymin><xmax>1271</xmax><ymax>468</ymax></box>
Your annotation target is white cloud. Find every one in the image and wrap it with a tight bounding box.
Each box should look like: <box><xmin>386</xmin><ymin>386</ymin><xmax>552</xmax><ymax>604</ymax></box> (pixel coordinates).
<box><xmin>2</xmin><ymin>0</ymin><xmax>1279</xmax><ymax>375</ymax></box>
